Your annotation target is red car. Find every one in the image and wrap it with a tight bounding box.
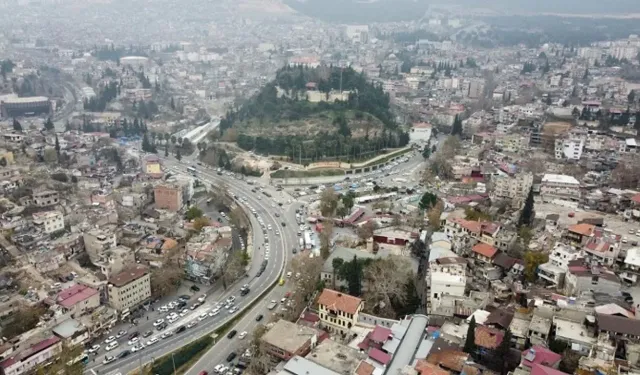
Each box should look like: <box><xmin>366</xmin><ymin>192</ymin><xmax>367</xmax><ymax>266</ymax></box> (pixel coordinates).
<box><xmin>199</xmin><ymin>371</ymin><xmax>208</xmax><ymax>375</ymax></box>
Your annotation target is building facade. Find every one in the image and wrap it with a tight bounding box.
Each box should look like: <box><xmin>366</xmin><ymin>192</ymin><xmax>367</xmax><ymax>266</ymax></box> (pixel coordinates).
<box><xmin>540</xmin><ymin>174</ymin><xmax>581</xmax><ymax>202</ymax></box>
<box><xmin>154</xmin><ymin>184</ymin><xmax>183</xmax><ymax>211</ymax></box>
<box><xmin>491</xmin><ymin>172</ymin><xmax>533</xmax><ymax>206</ymax></box>
<box><xmin>317</xmin><ymin>289</ymin><xmax>363</xmax><ymax>334</ymax></box>
<box><xmin>107</xmin><ymin>265</ymin><xmax>151</xmax><ymax>314</ymax></box>
<box><xmin>32</xmin><ymin>211</ymin><xmax>64</xmax><ymax>234</ymax></box>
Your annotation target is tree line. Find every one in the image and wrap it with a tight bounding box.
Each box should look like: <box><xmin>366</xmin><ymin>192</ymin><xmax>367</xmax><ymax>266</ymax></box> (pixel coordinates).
<box><xmin>83</xmin><ymin>81</ymin><xmax>119</xmax><ymax>112</ymax></box>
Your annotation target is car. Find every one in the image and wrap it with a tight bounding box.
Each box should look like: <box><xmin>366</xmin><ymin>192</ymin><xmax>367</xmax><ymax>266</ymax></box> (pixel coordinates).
<box><xmin>116</xmin><ymin>330</ymin><xmax>127</xmax><ymax>338</ymax></box>
<box><xmin>238</xmin><ymin>331</ymin><xmax>248</xmax><ymax>340</ymax></box>
<box><xmin>255</xmin><ymin>314</ymin><xmax>263</xmax><ymax>322</ymax></box>
<box><xmin>175</xmin><ymin>326</ymin><xmax>186</xmax><ymax>334</ymax></box>
<box><xmin>198</xmin><ymin>313</ymin><xmax>208</xmax><ymax>321</ymax></box>
<box><xmin>209</xmin><ymin>308</ymin><xmax>221</xmax><ymax>317</ymax></box>
<box><xmin>117</xmin><ymin>349</ymin><xmax>131</xmax><ymax>359</ymax></box>
<box><xmin>158</xmin><ymin>306</ymin><xmax>168</xmax><ymax>313</ymax></box>
<box><xmin>156</xmin><ymin>322</ymin><xmax>168</xmax><ymax>331</ymax></box>
<box><xmin>229</xmin><ymin>306</ymin><xmax>239</xmax><ymax>314</ymax></box>
<box><xmin>292</xmin><ymin>248</ymin><xmax>297</xmax><ymax>254</ymax></box>
<box><xmin>187</xmin><ymin>320</ymin><xmax>198</xmax><ymax>328</ymax></box>
<box><xmin>226</xmin><ymin>296</ymin><xmax>236</xmax><ymax>304</ymax></box>
<box><xmin>199</xmin><ymin>372</ymin><xmax>209</xmax><ymax>375</ymax></box>
<box><xmin>103</xmin><ymin>355</ymin><xmax>116</xmax><ymax>364</ymax></box>
<box><xmin>88</xmin><ymin>344</ymin><xmax>100</xmax><ymax>353</ymax></box>
<box><xmin>142</xmin><ymin>330</ymin><xmax>153</xmax><ymax>338</ymax></box>
<box><xmin>281</xmin><ymin>222</ymin><xmax>286</xmax><ymax>227</ymax></box>
<box><xmin>287</xmin><ymin>271</ymin><xmax>292</xmax><ymax>278</ymax></box>
<box><xmin>127</xmin><ymin>337</ymin><xmax>139</xmax><ymax>346</ymax></box>
<box><xmin>131</xmin><ymin>343</ymin><xmax>145</xmax><ymax>353</ymax></box>
<box><xmin>168</xmin><ymin>316</ymin><xmax>179</xmax><ymax>324</ymax></box>
<box><xmin>153</xmin><ymin>318</ymin><xmax>165</xmax><ymax>326</ymax></box>
<box><xmin>146</xmin><ymin>337</ymin><xmax>159</xmax><ymax>346</ymax></box>
<box><xmin>105</xmin><ymin>341</ymin><xmax>119</xmax><ymax>351</ymax></box>
<box><xmin>179</xmin><ymin>294</ymin><xmax>191</xmax><ymax>300</ymax></box>
<box><xmin>179</xmin><ymin>309</ymin><xmax>189</xmax><ymax>317</ymax></box>
<box><xmin>227</xmin><ymin>330</ymin><xmax>237</xmax><ymax>339</ymax></box>
<box><xmin>191</xmin><ymin>285</ymin><xmax>201</xmax><ymax>292</ymax></box>
<box><xmin>105</xmin><ymin>336</ymin><xmax>116</xmax><ymax>344</ymax></box>
<box><xmin>226</xmin><ymin>352</ymin><xmax>237</xmax><ymax>362</ymax></box>
<box><xmin>215</xmin><ymin>364</ymin><xmax>227</xmax><ymax>373</ymax></box>
<box><xmin>161</xmin><ymin>331</ymin><xmax>174</xmax><ymax>339</ymax></box>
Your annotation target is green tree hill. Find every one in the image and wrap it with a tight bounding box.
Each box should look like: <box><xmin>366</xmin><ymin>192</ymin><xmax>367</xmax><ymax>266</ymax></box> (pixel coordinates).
<box><xmin>219</xmin><ymin>65</ymin><xmax>409</xmax><ymax>162</ymax></box>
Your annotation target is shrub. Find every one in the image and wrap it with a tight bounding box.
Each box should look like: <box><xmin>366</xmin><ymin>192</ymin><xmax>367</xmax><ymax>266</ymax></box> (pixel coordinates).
<box><xmin>151</xmin><ymin>336</ymin><xmax>213</xmax><ymax>375</ymax></box>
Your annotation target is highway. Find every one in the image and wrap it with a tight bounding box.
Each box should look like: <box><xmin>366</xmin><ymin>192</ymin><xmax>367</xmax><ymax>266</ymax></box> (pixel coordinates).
<box><xmin>86</xmin><ymin>159</ymin><xmax>298</xmax><ymax>375</ymax></box>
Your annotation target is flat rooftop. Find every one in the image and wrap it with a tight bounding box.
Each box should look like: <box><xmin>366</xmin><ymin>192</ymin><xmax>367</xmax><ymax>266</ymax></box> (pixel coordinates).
<box><xmin>306</xmin><ymin>339</ymin><xmax>365</xmax><ymax>375</ymax></box>
<box><xmin>262</xmin><ymin>320</ymin><xmax>317</xmax><ymax>354</ymax></box>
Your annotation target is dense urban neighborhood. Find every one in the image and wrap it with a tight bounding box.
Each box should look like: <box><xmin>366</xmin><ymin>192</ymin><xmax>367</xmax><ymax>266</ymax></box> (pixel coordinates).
<box><xmin>1</xmin><ymin>1</ymin><xmax>640</xmax><ymax>375</ymax></box>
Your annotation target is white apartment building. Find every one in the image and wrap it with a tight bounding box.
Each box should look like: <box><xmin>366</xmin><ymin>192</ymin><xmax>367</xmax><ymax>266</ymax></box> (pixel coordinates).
<box><xmin>540</xmin><ymin>173</ymin><xmax>581</xmax><ymax>202</ymax></box>
<box><xmin>621</xmin><ymin>247</ymin><xmax>640</xmax><ymax>284</ymax></box>
<box><xmin>538</xmin><ymin>243</ymin><xmax>583</xmax><ymax>287</ymax></box>
<box><xmin>32</xmin><ymin>211</ymin><xmax>64</xmax><ymax>234</ymax></box>
<box><xmin>491</xmin><ymin>172</ymin><xmax>533</xmax><ymax>207</ymax></box>
<box><xmin>495</xmin><ymin>134</ymin><xmax>528</xmax><ymax>153</ymax></box>
<box><xmin>611</xmin><ymin>46</ymin><xmax>638</xmax><ymax>60</ymax></box>
<box><xmin>428</xmin><ymin>257</ymin><xmax>467</xmax><ymax>312</ymax></box>
<box><xmin>555</xmin><ymin>136</ymin><xmax>585</xmax><ymax>160</ymax></box>
<box><xmin>107</xmin><ymin>265</ymin><xmax>151</xmax><ymax>314</ymax></box>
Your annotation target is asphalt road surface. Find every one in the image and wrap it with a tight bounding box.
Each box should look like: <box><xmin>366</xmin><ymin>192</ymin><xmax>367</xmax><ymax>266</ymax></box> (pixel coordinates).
<box><xmin>85</xmin><ymin>160</ymin><xmax>297</xmax><ymax>375</ymax></box>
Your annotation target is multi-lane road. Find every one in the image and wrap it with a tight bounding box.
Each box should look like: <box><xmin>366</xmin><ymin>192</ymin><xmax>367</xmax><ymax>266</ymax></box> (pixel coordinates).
<box><xmin>87</xmin><ymin>159</ymin><xmax>299</xmax><ymax>375</ymax></box>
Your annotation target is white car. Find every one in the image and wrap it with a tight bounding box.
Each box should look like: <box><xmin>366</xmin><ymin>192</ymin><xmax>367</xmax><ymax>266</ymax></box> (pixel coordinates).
<box><xmin>238</xmin><ymin>331</ymin><xmax>248</xmax><ymax>340</ymax></box>
<box><xmin>153</xmin><ymin>319</ymin><xmax>165</xmax><ymax>327</ymax></box>
<box><xmin>187</xmin><ymin>321</ymin><xmax>198</xmax><ymax>329</ymax></box>
<box><xmin>179</xmin><ymin>309</ymin><xmax>189</xmax><ymax>317</ymax></box>
<box><xmin>131</xmin><ymin>343</ymin><xmax>145</xmax><ymax>352</ymax></box>
<box><xmin>229</xmin><ymin>306</ymin><xmax>239</xmax><ymax>314</ymax></box>
<box><xmin>168</xmin><ymin>316</ymin><xmax>178</xmax><ymax>324</ymax></box>
<box><xmin>226</xmin><ymin>296</ymin><xmax>236</xmax><ymax>304</ymax></box>
<box><xmin>215</xmin><ymin>364</ymin><xmax>227</xmax><ymax>373</ymax></box>
<box><xmin>105</xmin><ymin>341</ymin><xmax>119</xmax><ymax>351</ymax></box>
<box><xmin>88</xmin><ymin>344</ymin><xmax>100</xmax><ymax>354</ymax></box>
<box><xmin>287</xmin><ymin>271</ymin><xmax>292</xmax><ymax>278</ymax></box>
<box><xmin>103</xmin><ymin>355</ymin><xmax>116</xmax><ymax>364</ymax></box>
<box><xmin>146</xmin><ymin>337</ymin><xmax>159</xmax><ymax>346</ymax></box>
<box><xmin>104</xmin><ymin>336</ymin><xmax>116</xmax><ymax>344</ymax></box>
<box><xmin>127</xmin><ymin>337</ymin><xmax>139</xmax><ymax>346</ymax></box>
<box><xmin>198</xmin><ymin>313</ymin><xmax>208</xmax><ymax>321</ymax></box>
<box><xmin>209</xmin><ymin>308</ymin><xmax>221</xmax><ymax>317</ymax></box>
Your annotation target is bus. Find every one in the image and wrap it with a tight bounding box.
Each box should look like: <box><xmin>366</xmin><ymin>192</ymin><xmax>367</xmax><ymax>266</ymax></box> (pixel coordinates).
<box><xmin>67</xmin><ymin>353</ymin><xmax>89</xmax><ymax>366</ymax></box>
<box><xmin>187</xmin><ymin>167</ymin><xmax>197</xmax><ymax>176</ymax></box>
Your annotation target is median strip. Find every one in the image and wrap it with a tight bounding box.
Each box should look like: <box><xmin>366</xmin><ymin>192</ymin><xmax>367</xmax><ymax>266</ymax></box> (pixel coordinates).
<box><xmin>129</xmin><ymin>266</ymin><xmax>284</xmax><ymax>375</ymax></box>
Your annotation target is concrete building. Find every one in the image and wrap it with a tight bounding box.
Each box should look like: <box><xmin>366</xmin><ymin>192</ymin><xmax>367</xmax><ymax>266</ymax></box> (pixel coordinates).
<box><xmin>540</xmin><ymin>174</ymin><xmax>581</xmax><ymax>202</ymax></box>
<box><xmin>82</xmin><ymin>229</ymin><xmax>117</xmax><ymax>259</ymax></box>
<box><xmin>31</xmin><ymin>190</ymin><xmax>59</xmax><ymax>207</ymax></box>
<box><xmin>555</xmin><ymin>136</ymin><xmax>585</xmax><ymax>160</ymax></box>
<box><xmin>538</xmin><ymin>243</ymin><xmax>583</xmax><ymax>287</ymax></box>
<box><xmin>0</xmin><ymin>337</ymin><xmax>62</xmax><ymax>375</ymax></box>
<box><xmin>317</xmin><ymin>289</ymin><xmax>363</xmax><ymax>334</ymax></box>
<box><xmin>261</xmin><ymin>320</ymin><xmax>318</xmax><ymax>361</ymax></box>
<box><xmin>107</xmin><ymin>265</ymin><xmax>151</xmax><ymax>315</ymax></box>
<box><xmin>491</xmin><ymin>172</ymin><xmax>533</xmax><ymax>207</ymax></box>
<box><xmin>32</xmin><ymin>210</ymin><xmax>64</xmax><ymax>234</ymax></box>
<box><xmin>345</xmin><ymin>25</ymin><xmax>369</xmax><ymax>44</ymax></box>
<box><xmin>56</xmin><ymin>284</ymin><xmax>100</xmax><ymax>316</ymax></box>
<box><xmin>0</xmin><ymin>96</ymin><xmax>51</xmax><ymax>118</ymax></box>
<box><xmin>409</xmin><ymin>122</ymin><xmax>432</xmax><ymax>144</ymax></box>
<box><xmin>428</xmin><ymin>257</ymin><xmax>467</xmax><ymax>313</ymax></box>
<box><xmin>564</xmin><ymin>264</ymin><xmax>621</xmax><ymax>296</ymax></box>
<box><xmin>153</xmin><ymin>179</ymin><xmax>192</xmax><ymax>211</ymax></box>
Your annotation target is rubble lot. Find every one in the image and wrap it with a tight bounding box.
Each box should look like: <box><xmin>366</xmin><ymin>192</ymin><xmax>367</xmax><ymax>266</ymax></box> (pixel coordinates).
<box><xmin>535</xmin><ymin>202</ymin><xmax>640</xmax><ymax>241</ymax></box>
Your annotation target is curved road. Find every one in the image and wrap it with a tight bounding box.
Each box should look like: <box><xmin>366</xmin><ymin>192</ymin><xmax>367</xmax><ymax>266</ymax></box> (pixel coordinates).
<box><xmin>86</xmin><ymin>160</ymin><xmax>298</xmax><ymax>375</ymax></box>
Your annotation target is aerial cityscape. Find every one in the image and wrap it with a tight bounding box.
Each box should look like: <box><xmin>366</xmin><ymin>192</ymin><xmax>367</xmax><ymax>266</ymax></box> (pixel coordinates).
<box><xmin>2</xmin><ymin>1</ymin><xmax>640</xmax><ymax>375</ymax></box>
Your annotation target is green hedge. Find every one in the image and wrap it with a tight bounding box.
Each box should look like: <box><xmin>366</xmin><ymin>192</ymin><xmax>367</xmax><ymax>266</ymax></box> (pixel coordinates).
<box><xmin>151</xmin><ymin>336</ymin><xmax>214</xmax><ymax>375</ymax></box>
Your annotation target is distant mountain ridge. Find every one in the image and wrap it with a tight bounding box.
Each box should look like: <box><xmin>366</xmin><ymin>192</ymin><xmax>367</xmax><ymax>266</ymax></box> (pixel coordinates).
<box><xmin>283</xmin><ymin>0</ymin><xmax>640</xmax><ymax>22</ymax></box>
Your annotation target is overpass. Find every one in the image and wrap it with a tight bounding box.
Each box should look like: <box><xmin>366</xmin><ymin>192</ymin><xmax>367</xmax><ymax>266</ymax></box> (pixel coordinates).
<box><xmin>183</xmin><ymin>120</ymin><xmax>220</xmax><ymax>144</ymax></box>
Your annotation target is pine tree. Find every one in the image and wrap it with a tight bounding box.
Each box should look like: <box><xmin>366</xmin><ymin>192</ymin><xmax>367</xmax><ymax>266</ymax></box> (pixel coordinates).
<box><xmin>451</xmin><ymin>115</ymin><xmax>463</xmax><ymax>136</ymax></box>
<box><xmin>164</xmin><ymin>144</ymin><xmax>169</xmax><ymax>157</ymax></box>
<box><xmin>495</xmin><ymin>329</ymin><xmax>513</xmax><ymax>373</ymax></box>
<box><xmin>519</xmin><ymin>188</ymin><xmax>535</xmax><ymax>227</ymax></box>
<box><xmin>463</xmin><ymin>316</ymin><xmax>477</xmax><ymax>357</ymax></box>
<box><xmin>12</xmin><ymin>118</ymin><xmax>22</xmax><ymax>132</ymax></box>
<box><xmin>44</xmin><ymin>117</ymin><xmax>54</xmax><ymax>131</ymax></box>
<box><xmin>54</xmin><ymin>135</ymin><xmax>60</xmax><ymax>157</ymax></box>
<box><xmin>176</xmin><ymin>148</ymin><xmax>182</xmax><ymax>161</ymax></box>
<box><xmin>629</xmin><ymin>90</ymin><xmax>636</xmax><ymax>104</ymax></box>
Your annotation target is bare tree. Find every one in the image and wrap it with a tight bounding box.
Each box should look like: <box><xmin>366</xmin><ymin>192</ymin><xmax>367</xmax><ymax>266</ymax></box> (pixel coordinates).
<box><xmin>363</xmin><ymin>256</ymin><xmax>413</xmax><ymax>319</ymax></box>
<box><xmin>319</xmin><ymin>220</ymin><xmax>334</xmax><ymax>259</ymax></box>
<box><xmin>221</xmin><ymin>251</ymin><xmax>247</xmax><ymax>289</ymax></box>
<box><xmin>356</xmin><ymin>221</ymin><xmax>377</xmax><ymax>242</ymax></box>
<box><xmin>427</xmin><ymin>201</ymin><xmax>444</xmax><ymax>230</ymax></box>
<box><xmin>319</xmin><ymin>188</ymin><xmax>339</xmax><ymax>217</ymax></box>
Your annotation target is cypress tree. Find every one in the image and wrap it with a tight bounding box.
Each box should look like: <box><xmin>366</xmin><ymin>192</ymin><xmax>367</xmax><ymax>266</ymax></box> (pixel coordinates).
<box><xmin>519</xmin><ymin>188</ymin><xmax>535</xmax><ymax>227</ymax></box>
<box><xmin>464</xmin><ymin>316</ymin><xmax>477</xmax><ymax>357</ymax></box>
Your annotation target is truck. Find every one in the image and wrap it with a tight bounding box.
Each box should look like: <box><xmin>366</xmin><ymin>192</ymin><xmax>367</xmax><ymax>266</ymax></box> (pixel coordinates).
<box><xmin>267</xmin><ymin>300</ymin><xmax>277</xmax><ymax>310</ymax></box>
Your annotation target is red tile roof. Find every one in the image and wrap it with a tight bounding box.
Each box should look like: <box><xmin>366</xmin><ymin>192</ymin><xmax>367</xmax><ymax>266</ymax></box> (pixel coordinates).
<box><xmin>632</xmin><ymin>193</ymin><xmax>640</xmax><ymax>204</ymax></box>
<box><xmin>522</xmin><ymin>346</ymin><xmax>562</xmax><ymax>368</ymax></box>
<box><xmin>368</xmin><ymin>347</ymin><xmax>392</xmax><ymax>365</ymax></box>
<box><xmin>0</xmin><ymin>336</ymin><xmax>60</xmax><ymax>369</ymax></box>
<box><xmin>530</xmin><ymin>363</ymin><xmax>570</xmax><ymax>375</ymax></box>
<box><xmin>108</xmin><ymin>265</ymin><xmax>148</xmax><ymax>287</ymax></box>
<box><xmin>415</xmin><ymin>359</ymin><xmax>451</xmax><ymax>375</ymax></box>
<box><xmin>472</xmin><ymin>243</ymin><xmax>498</xmax><ymax>258</ymax></box>
<box><xmin>318</xmin><ymin>289</ymin><xmax>362</xmax><ymax>315</ymax></box>
<box><xmin>369</xmin><ymin>326</ymin><xmax>392</xmax><ymax>343</ymax></box>
<box><xmin>57</xmin><ymin>284</ymin><xmax>98</xmax><ymax>308</ymax></box>
<box><xmin>475</xmin><ymin>326</ymin><xmax>504</xmax><ymax>349</ymax></box>
<box><xmin>567</xmin><ymin>223</ymin><xmax>595</xmax><ymax>237</ymax></box>
<box><xmin>355</xmin><ymin>361</ymin><xmax>375</xmax><ymax>375</ymax></box>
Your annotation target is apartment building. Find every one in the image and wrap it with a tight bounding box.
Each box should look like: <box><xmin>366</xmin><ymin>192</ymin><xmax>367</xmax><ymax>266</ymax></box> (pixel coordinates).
<box><xmin>32</xmin><ymin>190</ymin><xmax>59</xmax><ymax>207</ymax></box>
<box><xmin>83</xmin><ymin>229</ymin><xmax>117</xmax><ymax>259</ymax></box>
<box><xmin>154</xmin><ymin>183</ymin><xmax>184</xmax><ymax>211</ymax></box>
<box><xmin>261</xmin><ymin>320</ymin><xmax>317</xmax><ymax>361</ymax></box>
<box><xmin>495</xmin><ymin>134</ymin><xmax>528</xmax><ymax>154</ymax></box>
<box><xmin>56</xmin><ymin>284</ymin><xmax>100</xmax><ymax>316</ymax></box>
<box><xmin>555</xmin><ymin>136</ymin><xmax>585</xmax><ymax>160</ymax></box>
<box><xmin>621</xmin><ymin>247</ymin><xmax>640</xmax><ymax>284</ymax></box>
<box><xmin>32</xmin><ymin>210</ymin><xmax>64</xmax><ymax>234</ymax></box>
<box><xmin>428</xmin><ymin>257</ymin><xmax>467</xmax><ymax>313</ymax></box>
<box><xmin>444</xmin><ymin>218</ymin><xmax>514</xmax><ymax>253</ymax></box>
<box><xmin>540</xmin><ymin>174</ymin><xmax>581</xmax><ymax>202</ymax></box>
<box><xmin>317</xmin><ymin>289</ymin><xmax>363</xmax><ymax>335</ymax></box>
<box><xmin>107</xmin><ymin>265</ymin><xmax>151</xmax><ymax>314</ymax></box>
<box><xmin>538</xmin><ymin>243</ymin><xmax>583</xmax><ymax>287</ymax></box>
<box><xmin>491</xmin><ymin>172</ymin><xmax>533</xmax><ymax>207</ymax></box>
<box><xmin>0</xmin><ymin>337</ymin><xmax>62</xmax><ymax>375</ymax></box>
